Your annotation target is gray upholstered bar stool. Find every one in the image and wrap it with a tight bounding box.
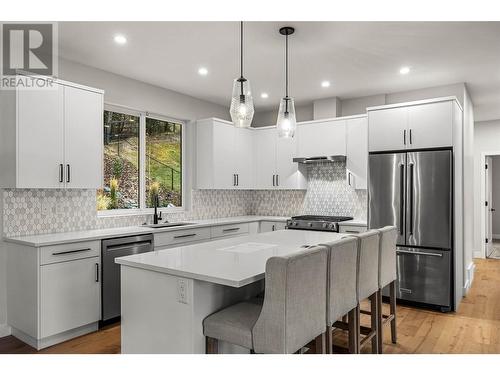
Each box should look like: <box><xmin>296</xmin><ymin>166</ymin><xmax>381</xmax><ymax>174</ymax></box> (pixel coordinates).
<box><xmin>350</xmin><ymin>230</ymin><xmax>381</xmax><ymax>354</ymax></box>
<box><xmin>203</xmin><ymin>246</ymin><xmax>328</xmax><ymax>354</ymax></box>
<box><xmin>320</xmin><ymin>237</ymin><xmax>359</xmax><ymax>354</ymax></box>
<box><xmin>375</xmin><ymin>226</ymin><xmax>398</xmax><ymax>353</ymax></box>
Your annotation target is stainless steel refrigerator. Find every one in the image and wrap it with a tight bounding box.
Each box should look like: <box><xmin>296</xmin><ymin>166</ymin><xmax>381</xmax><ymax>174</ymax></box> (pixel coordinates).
<box><xmin>368</xmin><ymin>149</ymin><xmax>453</xmax><ymax>311</ymax></box>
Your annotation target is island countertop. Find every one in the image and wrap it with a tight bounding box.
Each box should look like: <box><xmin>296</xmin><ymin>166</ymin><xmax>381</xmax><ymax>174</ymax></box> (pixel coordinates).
<box><xmin>115</xmin><ymin>230</ymin><xmax>345</xmax><ymax>287</ymax></box>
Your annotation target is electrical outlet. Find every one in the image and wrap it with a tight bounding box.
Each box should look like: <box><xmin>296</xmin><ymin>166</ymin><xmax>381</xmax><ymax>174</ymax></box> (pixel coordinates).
<box><xmin>177</xmin><ymin>278</ymin><xmax>188</xmax><ymax>304</ymax></box>
<box><xmin>41</xmin><ymin>201</ymin><xmax>50</xmax><ymax>216</ymax></box>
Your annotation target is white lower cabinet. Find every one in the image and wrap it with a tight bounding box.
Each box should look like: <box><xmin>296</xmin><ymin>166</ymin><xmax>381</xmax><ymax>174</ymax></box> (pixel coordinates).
<box><xmin>260</xmin><ymin>221</ymin><xmax>287</xmax><ymax>232</ymax></box>
<box><xmin>40</xmin><ymin>256</ymin><xmax>100</xmax><ymax>338</ymax></box>
<box><xmin>6</xmin><ymin>240</ymin><xmax>101</xmax><ymax>350</ymax></box>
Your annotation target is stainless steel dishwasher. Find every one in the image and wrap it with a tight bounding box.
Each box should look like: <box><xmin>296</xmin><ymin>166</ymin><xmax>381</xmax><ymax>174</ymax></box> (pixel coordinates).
<box><xmin>101</xmin><ymin>234</ymin><xmax>154</xmax><ymax>324</ymax></box>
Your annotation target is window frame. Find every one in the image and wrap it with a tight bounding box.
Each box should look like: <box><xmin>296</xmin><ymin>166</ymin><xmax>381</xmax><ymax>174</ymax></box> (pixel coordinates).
<box><xmin>98</xmin><ymin>103</ymin><xmax>186</xmax><ymax>217</ymax></box>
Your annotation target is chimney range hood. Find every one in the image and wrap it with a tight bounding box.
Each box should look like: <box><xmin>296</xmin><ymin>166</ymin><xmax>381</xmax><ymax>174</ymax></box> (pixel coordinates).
<box><xmin>293</xmin><ymin>155</ymin><xmax>346</xmax><ymax>164</ymax></box>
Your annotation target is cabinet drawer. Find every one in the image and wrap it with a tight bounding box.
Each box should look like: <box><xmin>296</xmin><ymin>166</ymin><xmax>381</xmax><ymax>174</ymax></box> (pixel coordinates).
<box><xmin>339</xmin><ymin>225</ymin><xmax>367</xmax><ymax>234</ymax></box>
<box><xmin>154</xmin><ymin>227</ymin><xmax>211</xmax><ymax>248</ymax></box>
<box><xmin>40</xmin><ymin>241</ymin><xmax>100</xmax><ymax>265</ymax></box>
<box><xmin>211</xmin><ymin>223</ymin><xmax>249</xmax><ymax>239</ymax></box>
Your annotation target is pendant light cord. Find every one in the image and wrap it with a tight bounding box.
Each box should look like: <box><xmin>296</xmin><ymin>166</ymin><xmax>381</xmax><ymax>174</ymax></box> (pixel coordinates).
<box><xmin>240</xmin><ymin>21</ymin><xmax>244</xmax><ymax>79</ymax></box>
<box><xmin>285</xmin><ymin>33</ymin><xmax>289</xmax><ymax>98</ymax></box>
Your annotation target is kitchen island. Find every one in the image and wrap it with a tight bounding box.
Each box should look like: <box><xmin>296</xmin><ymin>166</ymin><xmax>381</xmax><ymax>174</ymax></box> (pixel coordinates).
<box><xmin>116</xmin><ymin>230</ymin><xmax>345</xmax><ymax>354</ymax></box>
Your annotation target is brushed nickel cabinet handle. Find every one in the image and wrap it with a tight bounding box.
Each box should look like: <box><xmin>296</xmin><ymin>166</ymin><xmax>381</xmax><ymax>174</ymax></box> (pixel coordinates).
<box><xmin>52</xmin><ymin>248</ymin><xmax>91</xmax><ymax>256</ymax></box>
<box><xmin>174</xmin><ymin>233</ymin><xmax>197</xmax><ymax>239</ymax></box>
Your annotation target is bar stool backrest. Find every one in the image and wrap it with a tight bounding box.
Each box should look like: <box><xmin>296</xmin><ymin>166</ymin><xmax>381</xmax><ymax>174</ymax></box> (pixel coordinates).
<box><xmin>377</xmin><ymin>226</ymin><xmax>398</xmax><ymax>289</ymax></box>
<box><xmin>320</xmin><ymin>237</ymin><xmax>359</xmax><ymax>326</ymax></box>
<box><xmin>252</xmin><ymin>246</ymin><xmax>328</xmax><ymax>354</ymax></box>
<box><xmin>352</xmin><ymin>230</ymin><xmax>380</xmax><ymax>301</ymax></box>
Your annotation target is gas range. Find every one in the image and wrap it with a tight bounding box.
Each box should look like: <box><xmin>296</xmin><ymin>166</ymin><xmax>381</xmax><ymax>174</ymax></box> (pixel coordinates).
<box><xmin>286</xmin><ymin>215</ymin><xmax>354</xmax><ymax>232</ymax></box>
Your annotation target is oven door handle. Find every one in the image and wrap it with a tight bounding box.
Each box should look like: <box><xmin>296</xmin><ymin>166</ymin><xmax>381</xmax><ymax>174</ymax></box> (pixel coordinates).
<box><xmin>396</xmin><ymin>249</ymin><xmax>443</xmax><ymax>257</ymax></box>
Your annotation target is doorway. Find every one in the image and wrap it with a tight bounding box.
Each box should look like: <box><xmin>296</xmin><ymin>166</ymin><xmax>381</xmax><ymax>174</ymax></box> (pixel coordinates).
<box><xmin>485</xmin><ymin>155</ymin><xmax>500</xmax><ymax>259</ymax></box>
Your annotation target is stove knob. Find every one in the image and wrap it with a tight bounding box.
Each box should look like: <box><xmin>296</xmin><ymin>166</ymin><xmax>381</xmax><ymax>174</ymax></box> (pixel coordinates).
<box><xmin>322</xmin><ymin>223</ymin><xmax>328</xmax><ymax>229</ymax></box>
<box><xmin>328</xmin><ymin>223</ymin><xmax>335</xmax><ymax>230</ymax></box>
<box><xmin>308</xmin><ymin>222</ymin><xmax>313</xmax><ymax>227</ymax></box>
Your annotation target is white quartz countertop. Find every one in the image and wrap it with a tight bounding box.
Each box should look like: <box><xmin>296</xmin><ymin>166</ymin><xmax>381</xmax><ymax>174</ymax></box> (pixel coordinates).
<box><xmin>3</xmin><ymin>216</ymin><xmax>289</xmax><ymax>247</ymax></box>
<box><xmin>116</xmin><ymin>230</ymin><xmax>346</xmax><ymax>287</ymax></box>
<box><xmin>340</xmin><ymin>219</ymin><xmax>367</xmax><ymax>226</ymax></box>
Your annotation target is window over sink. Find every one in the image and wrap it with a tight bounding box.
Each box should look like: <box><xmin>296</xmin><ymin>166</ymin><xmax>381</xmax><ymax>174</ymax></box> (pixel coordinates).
<box><xmin>97</xmin><ymin>106</ymin><xmax>184</xmax><ymax>214</ymax></box>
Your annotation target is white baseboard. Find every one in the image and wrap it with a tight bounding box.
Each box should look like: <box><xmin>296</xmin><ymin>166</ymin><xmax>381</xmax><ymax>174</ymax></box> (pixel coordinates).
<box><xmin>0</xmin><ymin>323</ymin><xmax>12</xmax><ymax>338</ymax></box>
<box><xmin>474</xmin><ymin>250</ymin><xmax>484</xmax><ymax>259</ymax></box>
<box><xmin>464</xmin><ymin>262</ymin><xmax>476</xmax><ymax>295</ymax></box>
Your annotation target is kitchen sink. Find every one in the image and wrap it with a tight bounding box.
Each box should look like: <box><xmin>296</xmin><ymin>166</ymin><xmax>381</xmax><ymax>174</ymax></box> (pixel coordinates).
<box><xmin>142</xmin><ymin>222</ymin><xmax>194</xmax><ymax>229</ymax></box>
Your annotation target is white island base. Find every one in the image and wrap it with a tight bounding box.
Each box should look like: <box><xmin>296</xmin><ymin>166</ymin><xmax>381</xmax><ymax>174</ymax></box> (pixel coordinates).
<box><xmin>120</xmin><ymin>265</ymin><xmax>263</xmax><ymax>354</ymax></box>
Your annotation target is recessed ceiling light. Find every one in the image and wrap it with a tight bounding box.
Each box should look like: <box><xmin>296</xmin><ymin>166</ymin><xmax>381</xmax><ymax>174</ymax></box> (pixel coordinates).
<box><xmin>399</xmin><ymin>66</ymin><xmax>410</xmax><ymax>75</ymax></box>
<box><xmin>198</xmin><ymin>67</ymin><xmax>208</xmax><ymax>76</ymax></box>
<box><xmin>321</xmin><ymin>81</ymin><xmax>331</xmax><ymax>88</ymax></box>
<box><xmin>260</xmin><ymin>92</ymin><xmax>269</xmax><ymax>99</ymax></box>
<box><xmin>113</xmin><ymin>34</ymin><xmax>127</xmax><ymax>45</ymax></box>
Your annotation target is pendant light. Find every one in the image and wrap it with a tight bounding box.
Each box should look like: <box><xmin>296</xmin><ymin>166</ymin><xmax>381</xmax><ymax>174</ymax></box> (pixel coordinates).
<box><xmin>276</xmin><ymin>26</ymin><xmax>296</xmax><ymax>138</ymax></box>
<box><xmin>230</xmin><ymin>21</ymin><xmax>254</xmax><ymax>128</ymax></box>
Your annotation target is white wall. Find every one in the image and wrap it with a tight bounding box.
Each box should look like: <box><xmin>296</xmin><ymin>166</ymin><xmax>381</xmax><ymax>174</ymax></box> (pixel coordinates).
<box><xmin>492</xmin><ymin>157</ymin><xmax>500</xmax><ymax>236</ymax></box>
<box><xmin>58</xmin><ymin>59</ymin><xmax>230</xmax><ymax>122</ymax></box>
<box><xmin>473</xmin><ymin>120</ymin><xmax>500</xmax><ymax>257</ymax></box>
<box><xmin>340</xmin><ymin>94</ymin><xmax>387</xmax><ymax>116</ymax></box>
<box><xmin>313</xmin><ymin>97</ymin><xmax>342</xmax><ymax>119</ymax></box>
<box><xmin>0</xmin><ymin>189</ymin><xmax>9</xmax><ymax>337</ymax></box>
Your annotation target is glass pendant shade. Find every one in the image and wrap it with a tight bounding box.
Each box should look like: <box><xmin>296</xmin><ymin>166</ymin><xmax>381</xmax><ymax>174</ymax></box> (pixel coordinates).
<box><xmin>230</xmin><ymin>78</ymin><xmax>254</xmax><ymax>128</ymax></box>
<box><xmin>276</xmin><ymin>96</ymin><xmax>296</xmax><ymax>138</ymax></box>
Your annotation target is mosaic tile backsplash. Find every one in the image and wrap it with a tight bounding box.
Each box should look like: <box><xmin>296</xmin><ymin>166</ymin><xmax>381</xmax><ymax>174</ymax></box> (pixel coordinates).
<box><xmin>2</xmin><ymin>162</ymin><xmax>367</xmax><ymax>237</ymax></box>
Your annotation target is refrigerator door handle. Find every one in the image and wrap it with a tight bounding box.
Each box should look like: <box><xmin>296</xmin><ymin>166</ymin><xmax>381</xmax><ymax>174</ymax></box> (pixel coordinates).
<box><xmin>399</xmin><ymin>164</ymin><xmax>405</xmax><ymax>235</ymax></box>
<box><xmin>397</xmin><ymin>249</ymin><xmax>443</xmax><ymax>257</ymax></box>
<box><xmin>408</xmin><ymin>162</ymin><xmax>414</xmax><ymax>236</ymax></box>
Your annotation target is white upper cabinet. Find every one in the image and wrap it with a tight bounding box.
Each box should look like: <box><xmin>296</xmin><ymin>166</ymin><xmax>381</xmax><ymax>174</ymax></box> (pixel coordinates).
<box><xmin>297</xmin><ymin>119</ymin><xmax>347</xmax><ymax>157</ymax></box>
<box><xmin>276</xmin><ymin>133</ymin><xmax>305</xmax><ymax>189</ymax></box>
<box><xmin>16</xmin><ymin>82</ymin><xmax>65</xmax><ymax>189</ymax></box>
<box><xmin>346</xmin><ymin>117</ymin><xmax>368</xmax><ymax>190</ymax></box>
<box><xmin>196</xmin><ymin>118</ymin><xmax>255</xmax><ymax>189</ymax></box>
<box><xmin>368</xmin><ymin>106</ymin><xmax>408</xmax><ymax>152</ymax></box>
<box><xmin>64</xmin><ymin>86</ymin><xmax>104</xmax><ymax>189</ymax></box>
<box><xmin>368</xmin><ymin>99</ymin><xmax>457</xmax><ymax>152</ymax></box>
<box><xmin>407</xmin><ymin>101</ymin><xmax>453</xmax><ymax>149</ymax></box>
<box><xmin>0</xmin><ymin>75</ymin><xmax>104</xmax><ymax>189</ymax></box>
<box><xmin>254</xmin><ymin>128</ymin><xmax>276</xmax><ymax>189</ymax></box>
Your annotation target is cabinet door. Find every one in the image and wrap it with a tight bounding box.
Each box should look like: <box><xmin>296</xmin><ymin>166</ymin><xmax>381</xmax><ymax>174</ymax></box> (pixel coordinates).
<box><xmin>40</xmin><ymin>256</ymin><xmax>100</xmax><ymax>338</ymax></box>
<box><xmin>64</xmin><ymin>86</ymin><xmax>103</xmax><ymax>189</ymax></box>
<box><xmin>368</xmin><ymin>107</ymin><xmax>408</xmax><ymax>152</ymax></box>
<box><xmin>346</xmin><ymin>117</ymin><xmax>368</xmax><ymax>189</ymax></box>
<box><xmin>17</xmin><ymin>83</ymin><xmax>64</xmax><ymax>188</ymax></box>
<box><xmin>234</xmin><ymin>128</ymin><xmax>255</xmax><ymax>188</ymax></box>
<box><xmin>254</xmin><ymin>128</ymin><xmax>277</xmax><ymax>189</ymax></box>
<box><xmin>212</xmin><ymin>121</ymin><xmax>236</xmax><ymax>189</ymax></box>
<box><xmin>297</xmin><ymin>119</ymin><xmax>346</xmax><ymax>158</ymax></box>
<box><xmin>407</xmin><ymin>101</ymin><xmax>453</xmax><ymax>149</ymax></box>
<box><xmin>276</xmin><ymin>134</ymin><xmax>301</xmax><ymax>189</ymax></box>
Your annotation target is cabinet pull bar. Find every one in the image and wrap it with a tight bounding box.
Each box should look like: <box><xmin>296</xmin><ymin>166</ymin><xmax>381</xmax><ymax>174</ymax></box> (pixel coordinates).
<box><xmin>66</xmin><ymin>164</ymin><xmax>71</xmax><ymax>183</ymax></box>
<box><xmin>344</xmin><ymin>230</ymin><xmax>360</xmax><ymax>234</ymax></box>
<box><xmin>173</xmin><ymin>233</ymin><xmax>197</xmax><ymax>239</ymax></box>
<box><xmin>52</xmin><ymin>248</ymin><xmax>91</xmax><ymax>256</ymax></box>
<box><xmin>222</xmin><ymin>227</ymin><xmax>240</xmax><ymax>232</ymax></box>
<box><xmin>59</xmin><ymin>164</ymin><xmax>64</xmax><ymax>183</ymax></box>
<box><xmin>409</xmin><ymin>129</ymin><xmax>413</xmax><ymax>144</ymax></box>
<box><xmin>272</xmin><ymin>175</ymin><xmax>275</xmax><ymax>187</ymax></box>
<box><xmin>95</xmin><ymin>263</ymin><xmax>99</xmax><ymax>282</ymax></box>
<box><xmin>236</xmin><ymin>174</ymin><xmax>239</xmax><ymax>186</ymax></box>
<box><xmin>403</xmin><ymin>129</ymin><xmax>406</xmax><ymax>145</ymax></box>
<box><xmin>276</xmin><ymin>174</ymin><xmax>279</xmax><ymax>186</ymax></box>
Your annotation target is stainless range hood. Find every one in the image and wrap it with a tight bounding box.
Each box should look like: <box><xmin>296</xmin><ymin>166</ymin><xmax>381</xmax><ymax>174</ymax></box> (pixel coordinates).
<box><xmin>293</xmin><ymin>155</ymin><xmax>346</xmax><ymax>164</ymax></box>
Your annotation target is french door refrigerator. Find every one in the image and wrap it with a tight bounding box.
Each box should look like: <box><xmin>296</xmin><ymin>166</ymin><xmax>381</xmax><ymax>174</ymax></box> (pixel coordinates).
<box><xmin>368</xmin><ymin>149</ymin><xmax>453</xmax><ymax>311</ymax></box>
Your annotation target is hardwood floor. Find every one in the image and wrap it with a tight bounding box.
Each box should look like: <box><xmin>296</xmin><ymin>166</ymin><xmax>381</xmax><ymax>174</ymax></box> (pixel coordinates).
<box><xmin>1</xmin><ymin>258</ymin><xmax>500</xmax><ymax>354</ymax></box>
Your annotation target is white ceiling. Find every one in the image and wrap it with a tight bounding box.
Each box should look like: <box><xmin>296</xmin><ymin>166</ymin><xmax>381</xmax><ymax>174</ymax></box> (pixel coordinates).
<box><xmin>58</xmin><ymin>22</ymin><xmax>500</xmax><ymax>121</ymax></box>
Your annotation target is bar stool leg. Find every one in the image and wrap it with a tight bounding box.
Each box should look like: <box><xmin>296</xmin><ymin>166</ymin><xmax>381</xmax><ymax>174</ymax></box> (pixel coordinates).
<box><xmin>348</xmin><ymin>306</ymin><xmax>359</xmax><ymax>354</ymax></box>
<box><xmin>326</xmin><ymin>325</ymin><xmax>333</xmax><ymax>354</ymax></box>
<box><xmin>390</xmin><ymin>280</ymin><xmax>397</xmax><ymax>344</ymax></box>
<box><xmin>377</xmin><ymin>289</ymin><xmax>383</xmax><ymax>354</ymax></box>
<box><xmin>370</xmin><ymin>293</ymin><xmax>379</xmax><ymax>354</ymax></box>
<box><xmin>206</xmin><ymin>337</ymin><xmax>218</xmax><ymax>354</ymax></box>
<box><xmin>315</xmin><ymin>332</ymin><xmax>326</xmax><ymax>354</ymax></box>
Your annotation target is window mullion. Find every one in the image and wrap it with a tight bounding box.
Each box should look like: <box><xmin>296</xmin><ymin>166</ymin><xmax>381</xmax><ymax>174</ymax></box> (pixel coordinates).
<box><xmin>139</xmin><ymin>113</ymin><xmax>147</xmax><ymax>210</ymax></box>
